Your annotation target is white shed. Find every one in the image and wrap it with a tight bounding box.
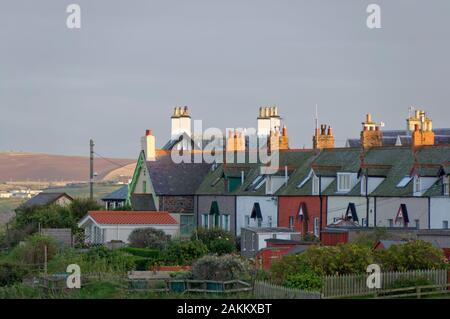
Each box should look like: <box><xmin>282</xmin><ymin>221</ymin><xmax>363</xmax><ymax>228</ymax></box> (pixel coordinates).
<box><xmin>78</xmin><ymin>211</ymin><xmax>179</xmax><ymax>244</ymax></box>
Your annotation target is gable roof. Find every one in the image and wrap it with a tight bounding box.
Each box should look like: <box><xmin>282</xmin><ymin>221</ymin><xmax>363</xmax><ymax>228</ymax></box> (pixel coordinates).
<box><xmin>102</xmin><ymin>185</ymin><xmax>128</xmax><ymax>201</ymax></box>
<box><xmin>20</xmin><ymin>192</ymin><xmax>73</xmax><ymax>208</ymax></box>
<box><xmin>145</xmin><ymin>154</ymin><xmax>212</xmax><ymax>195</ymax></box>
<box><xmin>82</xmin><ymin>211</ymin><xmax>178</xmax><ymax>225</ymax></box>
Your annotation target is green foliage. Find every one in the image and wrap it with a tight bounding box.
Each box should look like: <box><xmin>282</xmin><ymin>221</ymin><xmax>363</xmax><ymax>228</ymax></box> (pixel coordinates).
<box><xmin>388</xmin><ymin>276</ymin><xmax>433</xmax><ymax>290</ymax></box>
<box><xmin>68</xmin><ymin>198</ymin><xmax>102</xmax><ymax>220</ymax></box>
<box><xmin>128</xmin><ymin>228</ymin><xmax>171</xmax><ymax>250</ymax></box>
<box><xmin>162</xmin><ymin>240</ymin><xmax>208</xmax><ymax>266</ymax></box>
<box><xmin>209</xmin><ymin>237</ymin><xmax>236</xmax><ymax>255</ymax></box>
<box><xmin>192</xmin><ymin>254</ymin><xmax>255</xmax><ymax>282</ymax></box>
<box><xmin>191</xmin><ymin>227</ymin><xmax>237</xmax><ymax>255</ymax></box>
<box><xmin>0</xmin><ymin>283</ymin><xmax>41</xmax><ymax>299</ymax></box>
<box><xmin>284</xmin><ymin>271</ymin><xmax>323</xmax><ymax>291</ymax></box>
<box><xmin>269</xmin><ymin>254</ymin><xmax>311</xmax><ymax>284</ymax></box>
<box><xmin>353</xmin><ymin>228</ymin><xmax>391</xmax><ymax>248</ymax></box>
<box><xmin>8</xmin><ymin>235</ymin><xmax>59</xmax><ymax>266</ymax></box>
<box><xmin>375</xmin><ymin>240</ymin><xmax>447</xmax><ymax>272</ymax></box>
<box><xmin>169</xmin><ymin>270</ymin><xmax>193</xmax><ymax>279</ymax></box>
<box><xmin>121</xmin><ymin>247</ymin><xmax>160</xmax><ymax>258</ymax></box>
<box><xmin>0</xmin><ymin>261</ymin><xmax>30</xmax><ymax>286</ymax></box>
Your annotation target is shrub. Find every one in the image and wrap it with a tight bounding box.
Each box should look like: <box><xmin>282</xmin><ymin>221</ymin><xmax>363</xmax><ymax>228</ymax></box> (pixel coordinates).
<box><xmin>9</xmin><ymin>235</ymin><xmax>59</xmax><ymax>266</ymax></box>
<box><xmin>284</xmin><ymin>271</ymin><xmax>323</xmax><ymax>291</ymax></box>
<box><xmin>162</xmin><ymin>240</ymin><xmax>208</xmax><ymax>266</ymax></box>
<box><xmin>388</xmin><ymin>277</ymin><xmax>433</xmax><ymax>290</ymax></box>
<box><xmin>269</xmin><ymin>254</ymin><xmax>311</xmax><ymax>284</ymax></box>
<box><xmin>209</xmin><ymin>237</ymin><xmax>236</xmax><ymax>255</ymax></box>
<box><xmin>191</xmin><ymin>227</ymin><xmax>235</xmax><ymax>251</ymax></box>
<box><xmin>375</xmin><ymin>240</ymin><xmax>447</xmax><ymax>272</ymax></box>
<box><xmin>69</xmin><ymin>198</ymin><xmax>102</xmax><ymax>221</ymax></box>
<box><xmin>121</xmin><ymin>247</ymin><xmax>160</xmax><ymax>259</ymax></box>
<box><xmin>81</xmin><ymin>246</ymin><xmax>136</xmax><ymax>274</ymax></box>
<box><xmin>192</xmin><ymin>254</ymin><xmax>255</xmax><ymax>282</ymax></box>
<box><xmin>0</xmin><ymin>261</ymin><xmax>30</xmax><ymax>286</ymax></box>
<box><xmin>128</xmin><ymin>228</ymin><xmax>171</xmax><ymax>250</ymax></box>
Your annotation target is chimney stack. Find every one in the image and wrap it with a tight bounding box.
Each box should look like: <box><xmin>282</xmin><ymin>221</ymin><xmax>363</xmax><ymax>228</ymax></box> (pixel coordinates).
<box><xmin>313</xmin><ymin>124</ymin><xmax>335</xmax><ymax>150</ymax></box>
<box><xmin>411</xmin><ymin>111</ymin><xmax>435</xmax><ymax>148</ymax></box>
<box><xmin>360</xmin><ymin>113</ymin><xmax>383</xmax><ymax>149</ymax></box>
<box><xmin>141</xmin><ymin>129</ymin><xmax>156</xmax><ymax>161</ymax></box>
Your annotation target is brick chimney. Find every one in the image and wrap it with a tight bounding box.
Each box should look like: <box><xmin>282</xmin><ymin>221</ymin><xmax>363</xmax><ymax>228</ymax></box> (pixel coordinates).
<box><xmin>412</xmin><ymin>122</ymin><xmax>435</xmax><ymax>148</ymax></box>
<box><xmin>226</xmin><ymin>129</ymin><xmax>246</xmax><ymax>152</ymax></box>
<box><xmin>360</xmin><ymin>114</ymin><xmax>383</xmax><ymax>149</ymax></box>
<box><xmin>313</xmin><ymin>124</ymin><xmax>335</xmax><ymax>149</ymax></box>
<box><xmin>279</xmin><ymin>125</ymin><xmax>289</xmax><ymax>150</ymax></box>
<box><xmin>141</xmin><ymin>129</ymin><xmax>156</xmax><ymax>161</ymax></box>
<box><xmin>171</xmin><ymin>106</ymin><xmax>191</xmax><ymax>141</ymax></box>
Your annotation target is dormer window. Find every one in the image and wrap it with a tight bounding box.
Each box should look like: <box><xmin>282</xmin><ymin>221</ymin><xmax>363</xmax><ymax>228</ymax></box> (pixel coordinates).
<box><xmin>413</xmin><ymin>176</ymin><xmax>421</xmax><ymax>195</ymax></box>
<box><xmin>337</xmin><ymin>173</ymin><xmax>351</xmax><ymax>192</ymax></box>
<box><xmin>443</xmin><ymin>176</ymin><xmax>449</xmax><ymax>196</ymax></box>
<box><xmin>396</xmin><ymin>176</ymin><xmax>412</xmax><ymax>188</ymax></box>
<box><xmin>312</xmin><ymin>176</ymin><xmax>320</xmax><ymax>195</ymax></box>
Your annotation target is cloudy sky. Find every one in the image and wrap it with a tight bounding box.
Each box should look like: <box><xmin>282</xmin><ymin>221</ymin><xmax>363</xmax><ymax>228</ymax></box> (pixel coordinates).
<box><xmin>1</xmin><ymin>1</ymin><xmax>449</xmax><ymax>158</ymax></box>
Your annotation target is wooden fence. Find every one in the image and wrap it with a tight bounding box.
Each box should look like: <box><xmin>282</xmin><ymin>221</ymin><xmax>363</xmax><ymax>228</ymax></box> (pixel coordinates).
<box><xmin>253</xmin><ymin>281</ymin><xmax>321</xmax><ymax>299</ymax></box>
<box><xmin>322</xmin><ymin>269</ymin><xmax>448</xmax><ymax>299</ymax></box>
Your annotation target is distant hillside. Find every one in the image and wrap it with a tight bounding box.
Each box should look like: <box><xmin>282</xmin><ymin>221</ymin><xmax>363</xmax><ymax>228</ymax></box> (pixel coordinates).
<box><xmin>0</xmin><ymin>152</ymin><xmax>136</xmax><ymax>182</ymax></box>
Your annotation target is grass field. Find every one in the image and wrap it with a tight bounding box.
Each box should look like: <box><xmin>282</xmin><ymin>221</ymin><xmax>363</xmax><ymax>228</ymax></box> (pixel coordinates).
<box><xmin>43</xmin><ymin>184</ymin><xmax>123</xmax><ymax>200</ymax></box>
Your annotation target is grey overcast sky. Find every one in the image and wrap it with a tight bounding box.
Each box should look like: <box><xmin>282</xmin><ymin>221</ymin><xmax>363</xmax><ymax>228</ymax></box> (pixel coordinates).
<box><xmin>1</xmin><ymin>1</ymin><xmax>449</xmax><ymax>158</ymax></box>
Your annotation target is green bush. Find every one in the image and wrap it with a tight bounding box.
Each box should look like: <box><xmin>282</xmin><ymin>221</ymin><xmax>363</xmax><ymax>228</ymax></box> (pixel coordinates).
<box><xmin>8</xmin><ymin>235</ymin><xmax>59</xmax><ymax>266</ymax></box>
<box><xmin>375</xmin><ymin>240</ymin><xmax>447</xmax><ymax>272</ymax></box>
<box><xmin>209</xmin><ymin>238</ymin><xmax>236</xmax><ymax>255</ymax></box>
<box><xmin>284</xmin><ymin>271</ymin><xmax>323</xmax><ymax>291</ymax></box>
<box><xmin>269</xmin><ymin>254</ymin><xmax>311</xmax><ymax>284</ymax></box>
<box><xmin>388</xmin><ymin>277</ymin><xmax>433</xmax><ymax>290</ymax></box>
<box><xmin>128</xmin><ymin>228</ymin><xmax>171</xmax><ymax>250</ymax></box>
<box><xmin>68</xmin><ymin>198</ymin><xmax>102</xmax><ymax>221</ymax></box>
<box><xmin>0</xmin><ymin>261</ymin><xmax>30</xmax><ymax>286</ymax></box>
<box><xmin>121</xmin><ymin>247</ymin><xmax>160</xmax><ymax>259</ymax></box>
<box><xmin>162</xmin><ymin>240</ymin><xmax>208</xmax><ymax>266</ymax></box>
<box><xmin>192</xmin><ymin>254</ymin><xmax>255</xmax><ymax>282</ymax></box>
<box><xmin>191</xmin><ymin>227</ymin><xmax>236</xmax><ymax>253</ymax></box>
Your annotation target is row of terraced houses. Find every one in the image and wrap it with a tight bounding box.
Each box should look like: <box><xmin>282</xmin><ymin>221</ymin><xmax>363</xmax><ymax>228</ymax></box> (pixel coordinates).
<box><xmin>103</xmin><ymin>106</ymin><xmax>450</xmax><ymax>243</ymax></box>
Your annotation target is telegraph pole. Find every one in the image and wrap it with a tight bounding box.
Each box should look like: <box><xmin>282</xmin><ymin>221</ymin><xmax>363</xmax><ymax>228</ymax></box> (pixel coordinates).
<box><xmin>90</xmin><ymin>139</ymin><xmax>94</xmax><ymax>200</ymax></box>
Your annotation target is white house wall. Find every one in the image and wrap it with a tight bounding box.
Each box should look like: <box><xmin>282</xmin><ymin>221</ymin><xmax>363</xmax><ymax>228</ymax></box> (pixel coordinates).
<box><xmin>236</xmin><ymin>196</ymin><xmax>278</xmax><ymax>236</ymax></box>
<box><xmin>326</xmin><ymin>196</ymin><xmax>374</xmax><ymax>226</ymax></box>
<box><xmin>102</xmin><ymin>224</ymin><xmax>179</xmax><ymax>243</ymax></box>
<box><xmin>375</xmin><ymin>197</ymin><xmax>428</xmax><ymax>229</ymax></box>
<box><xmin>430</xmin><ymin>197</ymin><xmax>450</xmax><ymax>229</ymax></box>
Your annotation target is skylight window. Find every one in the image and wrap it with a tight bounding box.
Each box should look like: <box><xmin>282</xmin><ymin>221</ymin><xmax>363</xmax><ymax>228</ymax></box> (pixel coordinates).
<box><xmin>396</xmin><ymin>176</ymin><xmax>412</xmax><ymax>188</ymax></box>
<box><xmin>254</xmin><ymin>177</ymin><xmax>266</xmax><ymax>190</ymax></box>
<box><xmin>251</xmin><ymin>175</ymin><xmax>265</xmax><ymax>186</ymax></box>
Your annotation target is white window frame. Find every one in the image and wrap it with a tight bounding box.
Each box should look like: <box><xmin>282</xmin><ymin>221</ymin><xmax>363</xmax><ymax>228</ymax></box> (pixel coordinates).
<box><xmin>267</xmin><ymin>216</ymin><xmax>273</xmax><ymax>228</ymax></box>
<box><xmin>312</xmin><ymin>176</ymin><xmax>320</xmax><ymax>195</ymax></box>
<box><xmin>443</xmin><ymin>176</ymin><xmax>449</xmax><ymax>196</ymax></box>
<box><xmin>221</xmin><ymin>214</ymin><xmax>230</xmax><ymax>231</ymax></box>
<box><xmin>288</xmin><ymin>216</ymin><xmax>294</xmax><ymax>229</ymax></box>
<box><xmin>337</xmin><ymin>173</ymin><xmax>351</xmax><ymax>192</ymax></box>
<box><xmin>415</xmin><ymin>219</ymin><xmax>420</xmax><ymax>229</ymax></box>
<box><xmin>443</xmin><ymin>220</ymin><xmax>449</xmax><ymax>229</ymax></box>
<box><xmin>313</xmin><ymin>217</ymin><xmax>319</xmax><ymax>237</ymax></box>
<box><xmin>414</xmin><ymin>176</ymin><xmax>421</xmax><ymax>194</ymax></box>
<box><xmin>244</xmin><ymin>215</ymin><xmax>250</xmax><ymax>227</ymax></box>
<box><xmin>201</xmin><ymin>214</ymin><xmax>209</xmax><ymax>229</ymax></box>
<box><xmin>396</xmin><ymin>176</ymin><xmax>412</xmax><ymax>188</ymax></box>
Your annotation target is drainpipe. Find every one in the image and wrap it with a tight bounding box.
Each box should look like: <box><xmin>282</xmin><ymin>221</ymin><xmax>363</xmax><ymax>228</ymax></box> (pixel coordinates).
<box><xmin>284</xmin><ymin>165</ymin><xmax>288</xmax><ymax>186</ymax></box>
<box><xmin>241</xmin><ymin>170</ymin><xmax>245</xmax><ymax>185</ymax></box>
<box><xmin>365</xmin><ymin>171</ymin><xmax>369</xmax><ymax>227</ymax></box>
<box><xmin>319</xmin><ymin>176</ymin><xmax>323</xmax><ymax>241</ymax></box>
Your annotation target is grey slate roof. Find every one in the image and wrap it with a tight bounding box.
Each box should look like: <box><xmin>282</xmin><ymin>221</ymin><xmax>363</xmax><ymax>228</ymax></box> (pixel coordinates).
<box><xmin>146</xmin><ymin>155</ymin><xmax>212</xmax><ymax>195</ymax></box>
<box><xmin>20</xmin><ymin>192</ymin><xmax>73</xmax><ymax>208</ymax></box>
<box><xmin>102</xmin><ymin>185</ymin><xmax>128</xmax><ymax>201</ymax></box>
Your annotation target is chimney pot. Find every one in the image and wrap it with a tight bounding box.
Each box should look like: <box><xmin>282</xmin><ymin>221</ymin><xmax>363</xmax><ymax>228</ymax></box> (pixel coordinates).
<box><xmin>146</xmin><ymin>129</ymin><xmax>153</xmax><ymax>136</ymax></box>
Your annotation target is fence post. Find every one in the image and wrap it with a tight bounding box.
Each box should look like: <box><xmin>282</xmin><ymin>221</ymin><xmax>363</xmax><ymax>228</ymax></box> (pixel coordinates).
<box><xmin>416</xmin><ymin>287</ymin><xmax>421</xmax><ymax>299</ymax></box>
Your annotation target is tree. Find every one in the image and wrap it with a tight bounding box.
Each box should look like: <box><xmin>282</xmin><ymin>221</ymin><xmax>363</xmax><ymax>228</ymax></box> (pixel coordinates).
<box><xmin>69</xmin><ymin>198</ymin><xmax>102</xmax><ymax>220</ymax></box>
<box><xmin>192</xmin><ymin>254</ymin><xmax>255</xmax><ymax>282</ymax></box>
<box><xmin>191</xmin><ymin>227</ymin><xmax>236</xmax><ymax>254</ymax></box>
<box><xmin>128</xmin><ymin>228</ymin><xmax>171</xmax><ymax>250</ymax></box>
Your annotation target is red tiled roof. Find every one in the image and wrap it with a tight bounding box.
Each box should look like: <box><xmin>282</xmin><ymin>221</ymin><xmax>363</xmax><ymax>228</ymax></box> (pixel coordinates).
<box><xmin>87</xmin><ymin>211</ymin><xmax>178</xmax><ymax>225</ymax></box>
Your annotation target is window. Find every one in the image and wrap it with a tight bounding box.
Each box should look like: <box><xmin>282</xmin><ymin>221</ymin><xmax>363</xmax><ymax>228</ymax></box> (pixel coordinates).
<box><xmin>142</xmin><ymin>180</ymin><xmax>147</xmax><ymax>193</ymax></box>
<box><xmin>268</xmin><ymin>216</ymin><xmax>273</xmax><ymax>227</ymax></box>
<box><xmin>313</xmin><ymin>217</ymin><xmax>319</xmax><ymax>237</ymax></box>
<box><xmin>288</xmin><ymin>216</ymin><xmax>295</xmax><ymax>229</ymax></box>
<box><xmin>415</xmin><ymin>219</ymin><xmax>420</xmax><ymax>229</ymax></box>
<box><xmin>337</xmin><ymin>173</ymin><xmax>351</xmax><ymax>192</ymax></box>
<box><xmin>180</xmin><ymin>215</ymin><xmax>195</xmax><ymax>236</ymax></box>
<box><xmin>361</xmin><ymin>218</ymin><xmax>367</xmax><ymax>227</ymax></box>
<box><xmin>257</xmin><ymin>218</ymin><xmax>262</xmax><ymax>228</ymax></box>
<box><xmin>312</xmin><ymin>176</ymin><xmax>320</xmax><ymax>195</ymax></box>
<box><xmin>443</xmin><ymin>221</ymin><xmax>449</xmax><ymax>229</ymax></box>
<box><xmin>396</xmin><ymin>176</ymin><xmax>412</xmax><ymax>188</ymax></box>
<box><xmin>297</xmin><ymin>175</ymin><xmax>311</xmax><ymax>189</ymax></box>
<box><xmin>221</xmin><ymin>214</ymin><xmax>230</xmax><ymax>231</ymax></box>
<box><xmin>388</xmin><ymin>219</ymin><xmax>393</xmax><ymax>227</ymax></box>
<box><xmin>272</xmin><ymin>234</ymin><xmax>277</xmax><ymax>239</ymax></box>
<box><xmin>414</xmin><ymin>176</ymin><xmax>421</xmax><ymax>194</ymax></box>
<box><xmin>255</xmin><ymin>177</ymin><xmax>266</xmax><ymax>190</ymax></box>
<box><xmin>201</xmin><ymin>214</ymin><xmax>209</xmax><ymax>229</ymax></box>
<box><xmin>245</xmin><ymin>215</ymin><xmax>250</xmax><ymax>227</ymax></box>
<box><xmin>443</xmin><ymin>177</ymin><xmax>450</xmax><ymax>196</ymax></box>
